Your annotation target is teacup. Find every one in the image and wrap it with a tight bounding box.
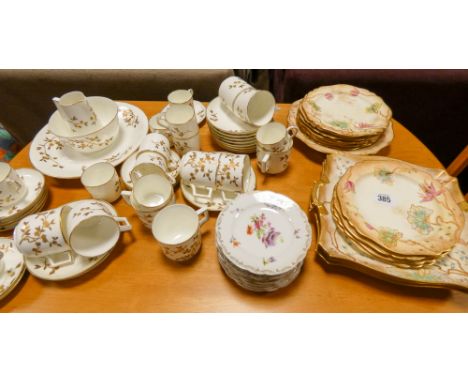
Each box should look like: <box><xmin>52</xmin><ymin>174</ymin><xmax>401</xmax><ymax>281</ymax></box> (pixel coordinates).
<box><xmin>126</xmin><ymin>192</ymin><xmax>176</xmax><ymax>228</ymax></box>
<box><xmin>48</xmin><ymin>96</ymin><xmax>119</xmax><ymax>154</ymax></box>
<box><xmin>173</xmin><ymin>132</ymin><xmax>200</xmax><ymax>156</ymax></box>
<box><xmin>167</xmin><ymin>89</ymin><xmax>194</xmax><ymax>107</ymax></box>
<box><xmin>138</xmin><ymin>132</ymin><xmax>171</xmax><ymax>162</ymax></box>
<box><xmin>256</xmin><ymin>122</ymin><xmax>298</xmax><ymax>152</ymax></box>
<box><xmin>215</xmin><ymin>152</ymin><xmax>251</xmax><ymax>193</ymax></box>
<box><xmin>233</xmin><ymin>88</ymin><xmax>276</xmax><ymax>126</ymax></box>
<box><xmin>62</xmin><ymin>200</ymin><xmax>131</xmax><ymax>258</ymax></box>
<box><xmin>0</xmin><ymin>163</ymin><xmax>27</xmax><ymax>207</ymax></box>
<box><xmin>157</xmin><ymin>104</ymin><xmax>198</xmax><ymax>139</ymax></box>
<box><xmin>257</xmin><ymin>143</ymin><xmax>293</xmax><ymax>175</ymax></box>
<box><xmin>53</xmin><ymin>91</ymin><xmax>101</xmax><ymax>134</ymax></box>
<box><xmin>129</xmin><ymin>161</ymin><xmax>175</xmax><ymax>187</ymax></box>
<box><xmin>81</xmin><ymin>162</ymin><xmax>121</xmax><ymax>203</ymax></box>
<box><xmin>219</xmin><ymin>76</ymin><xmax>253</xmax><ymax>111</ymax></box>
<box><xmin>13</xmin><ymin>207</ymin><xmax>74</xmax><ymax>266</ymax></box>
<box><xmin>149</xmin><ymin>114</ymin><xmax>173</xmax><ymax>145</ymax></box>
<box><xmin>152</xmin><ymin>204</ymin><xmax>208</xmax><ymax>262</ymax></box>
<box><xmin>134</xmin><ymin>151</ymin><xmax>168</xmax><ymax>172</ymax></box>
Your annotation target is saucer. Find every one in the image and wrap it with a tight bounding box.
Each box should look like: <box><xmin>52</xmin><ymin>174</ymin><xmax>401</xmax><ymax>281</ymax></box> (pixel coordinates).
<box><xmin>0</xmin><ymin>191</ymin><xmax>48</xmax><ymax>232</ymax></box>
<box><xmin>207</xmin><ymin>97</ymin><xmax>258</xmax><ymax>134</ymax></box>
<box><xmin>0</xmin><ymin>238</ymin><xmax>26</xmax><ymax>301</ymax></box>
<box><xmin>181</xmin><ymin>167</ymin><xmax>256</xmax><ymax>211</ymax></box>
<box><xmin>120</xmin><ymin>149</ymin><xmax>180</xmax><ymax>189</ymax></box>
<box><xmin>24</xmin><ymin>199</ymin><xmax>118</xmax><ymax>281</ymax></box>
<box><xmin>0</xmin><ymin>168</ymin><xmax>46</xmax><ymax>221</ymax></box>
<box><xmin>30</xmin><ymin>102</ymin><xmax>148</xmax><ymax>179</ymax></box>
<box><xmin>162</xmin><ymin>100</ymin><xmax>206</xmax><ymax>124</ymax></box>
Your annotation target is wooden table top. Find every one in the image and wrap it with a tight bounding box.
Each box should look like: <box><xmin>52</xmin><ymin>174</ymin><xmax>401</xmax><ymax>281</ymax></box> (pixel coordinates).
<box><xmin>1</xmin><ymin>101</ymin><xmax>467</xmax><ymax>312</ymax></box>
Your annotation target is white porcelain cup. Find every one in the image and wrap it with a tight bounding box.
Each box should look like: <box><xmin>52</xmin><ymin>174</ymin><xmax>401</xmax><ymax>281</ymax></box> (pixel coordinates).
<box><xmin>63</xmin><ymin>200</ymin><xmax>131</xmax><ymax>258</ymax></box>
<box><xmin>13</xmin><ymin>207</ymin><xmax>74</xmax><ymax>266</ymax></box>
<box><xmin>167</xmin><ymin>89</ymin><xmax>194</xmax><ymax>107</ymax></box>
<box><xmin>149</xmin><ymin>114</ymin><xmax>173</xmax><ymax>146</ymax></box>
<box><xmin>81</xmin><ymin>162</ymin><xmax>121</xmax><ymax>203</ymax></box>
<box><xmin>157</xmin><ymin>104</ymin><xmax>199</xmax><ymax>139</ymax></box>
<box><xmin>256</xmin><ymin>122</ymin><xmax>298</xmax><ymax>152</ymax></box>
<box><xmin>215</xmin><ymin>152</ymin><xmax>251</xmax><ymax>193</ymax></box>
<box><xmin>173</xmin><ymin>132</ymin><xmax>200</xmax><ymax>156</ymax></box>
<box><xmin>138</xmin><ymin>132</ymin><xmax>171</xmax><ymax>162</ymax></box>
<box><xmin>122</xmin><ymin>172</ymin><xmax>174</xmax><ymax>211</ymax></box>
<box><xmin>0</xmin><ymin>163</ymin><xmax>27</xmax><ymax>208</ymax></box>
<box><xmin>52</xmin><ymin>91</ymin><xmax>101</xmax><ymax>133</ymax></box>
<box><xmin>129</xmin><ymin>193</ymin><xmax>176</xmax><ymax>229</ymax></box>
<box><xmin>152</xmin><ymin>204</ymin><xmax>208</xmax><ymax>262</ymax></box>
<box><xmin>134</xmin><ymin>151</ymin><xmax>168</xmax><ymax>172</ymax></box>
<box><xmin>233</xmin><ymin>87</ymin><xmax>276</xmax><ymax>126</ymax></box>
<box><xmin>257</xmin><ymin>146</ymin><xmax>293</xmax><ymax>174</ymax></box>
<box><xmin>219</xmin><ymin>76</ymin><xmax>253</xmax><ymax>111</ymax></box>
<box><xmin>180</xmin><ymin>151</ymin><xmax>221</xmax><ymax>200</ymax></box>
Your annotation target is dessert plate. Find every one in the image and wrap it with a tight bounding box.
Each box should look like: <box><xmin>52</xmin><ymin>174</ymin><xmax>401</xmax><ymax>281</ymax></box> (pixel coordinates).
<box><xmin>181</xmin><ymin>167</ymin><xmax>256</xmax><ymax>211</ymax></box>
<box><xmin>162</xmin><ymin>100</ymin><xmax>206</xmax><ymax>124</ymax></box>
<box><xmin>120</xmin><ymin>150</ymin><xmax>180</xmax><ymax>189</ymax></box>
<box><xmin>289</xmin><ymin>100</ymin><xmax>394</xmax><ymax>155</ymax></box>
<box><xmin>30</xmin><ymin>102</ymin><xmax>148</xmax><ymax>179</ymax></box>
<box><xmin>216</xmin><ymin>191</ymin><xmax>312</xmax><ymax>275</ymax></box>
<box><xmin>24</xmin><ymin>200</ymin><xmax>117</xmax><ymax>281</ymax></box>
<box><xmin>0</xmin><ymin>238</ymin><xmax>26</xmax><ymax>301</ymax></box>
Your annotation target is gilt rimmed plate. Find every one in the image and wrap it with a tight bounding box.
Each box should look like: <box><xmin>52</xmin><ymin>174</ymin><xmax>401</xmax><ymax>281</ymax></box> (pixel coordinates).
<box><xmin>0</xmin><ymin>238</ymin><xmax>26</xmax><ymax>301</ymax></box>
<box><xmin>162</xmin><ymin>100</ymin><xmax>206</xmax><ymax>125</ymax></box>
<box><xmin>181</xmin><ymin>167</ymin><xmax>256</xmax><ymax>211</ymax></box>
<box><xmin>24</xmin><ymin>199</ymin><xmax>118</xmax><ymax>281</ymax></box>
<box><xmin>120</xmin><ymin>149</ymin><xmax>180</xmax><ymax>189</ymax></box>
<box><xmin>216</xmin><ymin>191</ymin><xmax>312</xmax><ymax>275</ymax></box>
<box><xmin>30</xmin><ymin>102</ymin><xmax>148</xmax><ymax>179</ymax></box>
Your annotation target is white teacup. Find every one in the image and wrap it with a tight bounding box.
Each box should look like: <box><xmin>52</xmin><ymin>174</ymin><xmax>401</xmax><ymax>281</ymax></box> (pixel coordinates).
<box><xmin>167</xmin><ymin>89</ymin><xmax>194</xmax><ymax>107</ymax></box>
<box><xmin>81</xmin><ymin>162</ymin><xmax>121</xmax><ymax>203</ymax></box>
<box><xmin>233</xmin><ymin>87</ymin><xmax>276</xmax><ymax>126</ymax></box>
<box><xmin>256</xmin><ymin>122</ymin><xmax>298</xmax><ymax>152</ymax></box>
<box><xmin>215</xmin><ymin>152</ymin><xmax>251</xmax><ymax>193</ymax></box>
<box><xmin>219</xmin><ymin>76</ymin><xmax>253</xmax><ymax>111</ymax></box>
<box><xmin>157</xmin><ymin>104</ymin><xmax>198</xmax><ymax>139</ymax></box>
<box><xmin>257</xmin><ymin>144</ymin><xmax>293</xmax><ymax>175</ymax></box>
<box><xmin>138</xmin><ymin>132</ymin><xmax>171</xmax><ymax>162</ymax></box>
<box><xmin>152</xmin><ymin>204</ymin><xmax>208</xmax><ymax>262</ymax></box>
<box><xmin>127</xmin><ymin>193</ymin><xmax>176</xmax><ymax>228</ymax></box>
<box><xmin>134</xmin><ymin>151</ymin><xmax>168</xmax><ymax>172</ymax></box>
<box><xmin>53</xmin><ymin>91</ymin><xmax>101</xmax><ymax>133</ymax></box>
<box><xmin>149</xmin><ymin>114</ymin><xmax>173</xmax><ymax>146</ymax></box>
<box><xmin>62</xmin><ymin>200</ymin><xmax>131</xmax><ymax>258</ymax></box>
<box><xmin>173</xmin><ymin>132</ymin><xmax>200</xmax><ymax>156</ymax></box>
<box><xmin>13</xmin><ymin>207</ymin><xmax>73</xmax><ymax>266</ymax></box>
<box><xmin>0</xmin><ymin>163</ymin><xmax>27</xmax><ymax>207</ymax></box>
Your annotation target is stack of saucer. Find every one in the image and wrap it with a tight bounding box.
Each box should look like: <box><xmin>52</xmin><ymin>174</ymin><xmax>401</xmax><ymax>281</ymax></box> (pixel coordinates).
<box><xmin>331</xmin><ymin>159</ymin><xmax>465</xmax><ymax>268</ymax></box>
<box><xmin>290</xmin><ymin>84</ymin><xmax>394</xmax><ymax>153</ymax></box>
<box><xmin>0</xmin><ymin>168</ymin><xmax>48</xmax><ymax>232</ymax></box>
<box><xmin>0</xmin><ymin>238</ymin><xmax>26</xmax><ymax>301</ymax></box>
<box><xmin>216</xmin><ymin>191</ymin><xmax>312</xmax><ymax>292</ymax></box>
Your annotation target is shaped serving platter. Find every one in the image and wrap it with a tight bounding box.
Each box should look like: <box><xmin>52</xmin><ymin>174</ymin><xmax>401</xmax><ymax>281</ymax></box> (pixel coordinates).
<box><xmin>216</xmin><ymin>191</ymin><xmax>312</xmax><ymax>275</ymax></box>
<box><xmin>288</xmin><ymin>100</ymin><xmax>394</xmax><ymax>155</ymax></box>
<box><xmin>207</xmin><ymin>97</ymin><xmax>258</xmax><ymax>135</ymax></box>
<box><xmin>24</xmin><ymin>200</ymin><xmax>117</xmax><ymax>281</ymax></box>
<box><xmin>120</xmin><ymin>150</ymin><xmax>181</xmax><ymax>189</ymax></box>
<box><xmin>0</xmin><ymin>238</ymin><xmax>26</xmax><ymax>300</ymax></box>
<box><xmin>302</xmin><ymin>84</ymin><xmax>392</xmax><ymax>137</ymax></box>
<box><xmin>181</xmin><ymin>167</ymin><xmax>257</xmax><ymax>211</ymax></box>
<box><xmin>311</xmin><ymin>153</ymin><xmax>468</xmax><ymax>291</ymax></box>
<box><xmin>162</xmin><ymin>100</ymin><xmax>206</xmax><ymax>125</ymax></box>
<box><xmin>30</xmin><ymin>102</ymin><xmax>148</xmax><ymax>179</ymax></box>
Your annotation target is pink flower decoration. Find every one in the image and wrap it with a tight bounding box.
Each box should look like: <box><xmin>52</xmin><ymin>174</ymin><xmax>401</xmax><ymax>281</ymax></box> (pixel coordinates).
<box><xmin>419</xmin><ymin>182</ymin><xmax>443</xmax><ymax>202</ymax></box>
<box><xmin>344</xmin><ymin>180</ymin><xmax>355</xmax><ymax>193</ymax></box>
<box><xmin>324</xmin><ymin>92</ymin><xmax>334</xmax><ymax>100</ymax></box>
<box><xmin>365</xmin><ymin>222</ymin><xmax>375</xmax><ymax>231</ymax></box>
<box><xmin>350</xmin><ymin>88</ymin><xmax>360</xmax><ymax>96</ymax></box>
<box><xmin>357</xmin><ymin>122</ymin><xmax>373</xmax><ymax>129</ymax></box>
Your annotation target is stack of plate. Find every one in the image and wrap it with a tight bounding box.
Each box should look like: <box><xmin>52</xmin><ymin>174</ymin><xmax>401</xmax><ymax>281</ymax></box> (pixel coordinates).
<box><xmin>330</xmin><ymin>159</ymin><xmax>465</xmax><ymax>269</ymax></box>
<box><xmin>216</xmin><ymin>191</ymin><xmax>312</xmax><ymax>292</ymax></box>
<box><xmin>206</xmin><ymin>97</ymin><xmax>258</xmax><ymax>153</ymax></box>
<box><xmin>0</xmin><ymin>168</ymin><xmax>48</xmax><ymax>232</ymax></box>
<box><xmin>289</xmin><ymin>84</ymin><xmax>394</xmax><ymax>154</ymax></box>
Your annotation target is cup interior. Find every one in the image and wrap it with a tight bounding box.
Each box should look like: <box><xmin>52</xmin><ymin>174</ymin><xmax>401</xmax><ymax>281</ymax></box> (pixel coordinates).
<box><xmin>58</xmin><ymin>91</ymin><xmax>86</xmax><ymax>106</ymax></box>
<box><xmin>81</xmin><ymin>162</ymin><xmax>115</xmax><ymax>187</ymax></box>
<box><xmin>166</xmin><ymin>104</ymin><xmax>194</xmax><ymax>125</ymax></box>
<box><xmin>247</xmin><ymin>90</ymin><xmax>275</xmax><ymax>126</ymax></box>
<box><xmin>256</xmin><ymin>122</ymin><xmax>286</xmax><ymax>145</ymax></box>
<box><xmin>69</xmin><ymin>215</ymin><xmax>119</xmax><ymax>257</ymax></box>
<box><xmin>0</xmin><ymin>162</ymin><xmax>11</xmax><ymax>182</ymax></box>
<box><xmin>134</xmin><ymin>174</ymin><xmax>172</xmax><ymax>208</ymax></box>
<box><xmin>168</xmin><ymin>89</ymin><xmax>192</xmax><ymax>104</ymax></box>
<box><xmin>152</xmin><ymin>204</ymin><xmax>198</xmax><ymax>244</ymax></box>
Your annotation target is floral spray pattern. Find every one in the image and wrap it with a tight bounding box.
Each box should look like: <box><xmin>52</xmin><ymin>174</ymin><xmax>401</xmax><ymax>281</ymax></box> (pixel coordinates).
<box><xmin>246</xmin><ymin>212</ymin><xmax>283</xmax><ymax>249</ymax></box>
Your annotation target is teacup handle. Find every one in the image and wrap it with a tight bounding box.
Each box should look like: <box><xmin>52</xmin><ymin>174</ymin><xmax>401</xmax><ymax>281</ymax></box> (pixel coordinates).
<box><xmin>196</xmin><ymin>206</ymin><xmax>209</xmax><ymax>226</ymax></box>
<box><xmin>156</xmin><ymin>112</ymin><xmax>171</xmax><ymax>129</ymax></box>
<box><xmin>114</xmin><ymin>216</ymin><xmax>132</xmax><ymax>232</ymax></box>
<box><xmin>220</xmin><ymin>190</ymin><xmax>237</xmax><ymax>202</ymax></box>
<box><xmin>191</xmin><ymin>184</ymin><xmax>213</xmax><ymax>200</ymax></box>
<box><xmin>259</xmin><ymin>152</ymin><xmax>271</xmax><ymax>174</ymax></box>
<box><xmin>46</xmin><ymin>251</ymin><xmax>74</xmax><ymax>267</ymax></box>
<box><xmin>121</xmin><ymin>190</ymin><xmax>132</xmax><ymax>206</ymax></box>
<box><xmin>286</xmin><ymin>125</ymin><xmax>299</xmax><ymax>138</ymax></box>
<box><xmin>188</xmin><ymin>88</ymin><xmax>194</xmax><ymax>95</ymax></box>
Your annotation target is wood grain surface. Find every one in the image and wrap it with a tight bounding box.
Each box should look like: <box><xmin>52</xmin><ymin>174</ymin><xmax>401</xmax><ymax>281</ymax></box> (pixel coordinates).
<box><xmin>1</xmin><ymin>101</ymin><xmax>467</xmax><ymax>312</ymax></box>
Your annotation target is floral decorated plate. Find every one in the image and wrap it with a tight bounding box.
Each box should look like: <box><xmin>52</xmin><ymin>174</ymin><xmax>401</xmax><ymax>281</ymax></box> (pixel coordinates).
<box><xmin>24</xmin><ymin>200</ymin><xmax>117</xmax><ymax>281</ymax></box>
<box><xmin>311</xmin><ymin>153</ymin><xmax>468</xmax><ymax>291</ymax></box>
<box><xmin>207</xmin><ymin>97</ymin><xmax>258</xmax><ymax>135</ymax></box>
<box><xmin>336</xmin><ymin>159</ymin><xmax>464</xmax><ymax>257</ymax></box>
<box><xmin>216</xmin><ymin>191</ymin><xmax>312</xmax><ymax>275</ymax></box>
<box><xmin>120</xmin><ymin>149</ymin><xmax>180</xmax><ymax>189</ymax></box>
<box><xmin>30</xmin><ymin>102</ymin><xmax>148</xmax><ymax>179</ymax></box>
<box><xmin>288</xmin><ymin>100</ymin><xmax>394</xmax><ymax>155</ymax></box>
<box><xmin>181</xmin><ymin>167</ymin><xmax>256</xmax><ymax>211</ymax></box>
<box><xmin>0</xmin><ymin>238</ymin><xmax>26</xmax><ymax>300</ymax></box>
<box><xmin>162</xmin><ymin>100</ymin><xmax>206</xmax><ymax>125</ymax></box>
<box><xmin>302</xmin><ymin>84</ymin><xmax>392</xmax><ymax>137</ymax></box>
